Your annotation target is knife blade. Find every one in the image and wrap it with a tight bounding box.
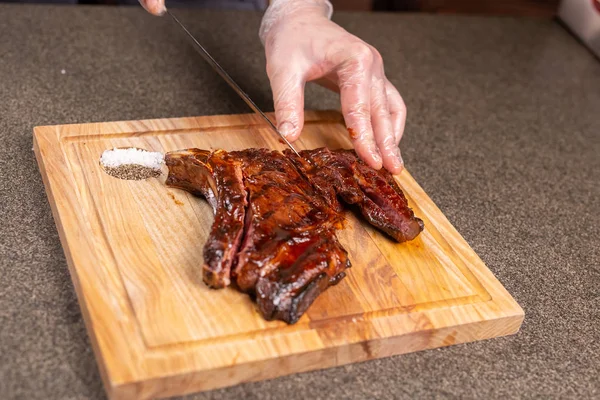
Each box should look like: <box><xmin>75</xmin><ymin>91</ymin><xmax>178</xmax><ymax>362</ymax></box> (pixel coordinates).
<box><xmin>167</xmin><ymin>10</ymin><xmax>301</xmax><ymax>157</ymax></box>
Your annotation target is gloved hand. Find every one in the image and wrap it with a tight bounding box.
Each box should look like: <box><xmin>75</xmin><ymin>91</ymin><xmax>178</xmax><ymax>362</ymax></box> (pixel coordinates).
<box><xmin>260</xmin><ymin>0</ymin><xmax>406</xmax><ymax>173</ymax></box>
<box><xmin>139</xmin><ymin>0</ymin><xmax>166</xmax><ymax>16</ymax></box>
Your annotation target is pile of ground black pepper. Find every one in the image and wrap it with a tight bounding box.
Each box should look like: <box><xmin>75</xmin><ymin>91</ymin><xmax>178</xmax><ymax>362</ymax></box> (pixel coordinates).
<box><xmin>102</xmin><ymin>164</ymin><xmax>162</xmax><ymax>181</ymax></box>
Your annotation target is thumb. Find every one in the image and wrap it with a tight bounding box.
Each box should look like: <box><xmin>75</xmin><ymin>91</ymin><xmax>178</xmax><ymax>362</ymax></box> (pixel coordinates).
<box><xmin>268</xmin><ymin>70</ymin><xmax>305</xmax><ymax>142</ymax></box>
<box><xmin>139</xmin><ymin>0</ymin><xmax>166</xmax><ymax>16</ymax></box>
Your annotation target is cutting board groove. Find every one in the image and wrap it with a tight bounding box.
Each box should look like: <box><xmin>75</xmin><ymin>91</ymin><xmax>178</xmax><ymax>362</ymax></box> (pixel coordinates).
<box><xmin>34</xmin><ymin>110</ymin><xmax>523</xmax><ymax>400</ymax></box>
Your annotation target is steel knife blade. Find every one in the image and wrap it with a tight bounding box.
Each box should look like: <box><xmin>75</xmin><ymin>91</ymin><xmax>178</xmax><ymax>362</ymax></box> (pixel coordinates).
<box><xmin>167</xmin><ymin>10</ymin><xmax>301</xmax><ymax>157</ymax></box>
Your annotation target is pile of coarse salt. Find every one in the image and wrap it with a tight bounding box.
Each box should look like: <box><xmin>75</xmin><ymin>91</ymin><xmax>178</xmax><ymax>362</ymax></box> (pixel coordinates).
<box><xmin>100</xmin><ymin>147</ymin><xmax>164</xmax><ymax>181</ymax></box>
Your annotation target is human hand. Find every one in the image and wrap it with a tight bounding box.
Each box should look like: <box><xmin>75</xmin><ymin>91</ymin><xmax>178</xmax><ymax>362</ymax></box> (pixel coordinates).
<box><xmin>139</xmin><ymin>0</ymin><xmax>166</xmax><ymax>16</ymax></box>
<box><xmin>260</xmin><ymin>0</ymin><xmax>406</xmax><ymax>173</ymax></box>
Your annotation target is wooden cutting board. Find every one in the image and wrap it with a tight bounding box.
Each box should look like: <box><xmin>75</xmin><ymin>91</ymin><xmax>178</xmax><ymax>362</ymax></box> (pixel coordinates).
<box><xmin>34</xmin><ymin>110</ymin><xmax>523</xmax><ymax>400</ymax></box>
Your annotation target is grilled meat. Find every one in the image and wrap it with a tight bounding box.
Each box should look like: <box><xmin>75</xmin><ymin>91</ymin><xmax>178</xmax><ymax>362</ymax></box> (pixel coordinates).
<box><xmin>165</xmin><ymin>147</ymin><xmax>423</xmax><ymax>323</ymax></box>
<box><xmin>166</xmin><ymin>148</ymin><xmax>350</xmax><ymax>323</ymax></box>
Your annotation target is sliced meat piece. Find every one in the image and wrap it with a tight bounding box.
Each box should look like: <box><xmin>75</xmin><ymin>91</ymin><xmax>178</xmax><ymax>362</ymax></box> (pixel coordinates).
<box><xmin>164</xmin><ymin>148</ymin><xmax>217</xmax><ymax>209</ymax></box>
<box><xmin>350</xmin><ymin>153</ymin><xmax>424</xmax><ymax>242</ymax></box>
<box><xmin>286</xmin><ymin>147</ymin><xmax>424</xmax><ymax>242</ymax></box>
<box><xmin>165</xmin><ymin>149</ymin><xmax>247</xmax><ymax>288</ymax></box>
<box><xmin>230</xmin><ymin>149</ymin><xmax>346</xmax><ymax>294</ymax></box>
<box><xmin>231</xmin><ymin>149</ymin><xmax>350</xmax><ymax>323</ymax></box>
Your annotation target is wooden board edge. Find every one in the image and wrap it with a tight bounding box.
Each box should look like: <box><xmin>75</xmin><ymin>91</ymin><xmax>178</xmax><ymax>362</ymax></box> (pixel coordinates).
<box><xmin>106</xmin><ymin>313</ymin><xmax>524</xmax><ymax>400</ymax></box>
<box><xmin>32</xmin><ymin>131</ymin><xmax>116</xmax><ymax>397</ymax></box>
<box><xmin>107</xmin><ymin>292</ymin><xmax>525</xmax><ymax>390</ymax></box>
<box><xmin>33</xmin><ymin>110</ymin><xmax>344</xmax><ymax>139</ymax></box>
<box><xmin>33</xmin><ymin>125</ymin><xmax>58</xmax><ymax>142</ymax></box>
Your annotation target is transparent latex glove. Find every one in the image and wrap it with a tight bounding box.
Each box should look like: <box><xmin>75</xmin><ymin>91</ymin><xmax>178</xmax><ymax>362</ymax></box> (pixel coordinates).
<box><xmin>139</xmin><ymin>0</ymin><xmax>166</xmax><ymax>16</ymax></box>
<box><xmin>260</xmin><ymin>0</ymin><xmax>406</xmax><ymax>173</ymax></box>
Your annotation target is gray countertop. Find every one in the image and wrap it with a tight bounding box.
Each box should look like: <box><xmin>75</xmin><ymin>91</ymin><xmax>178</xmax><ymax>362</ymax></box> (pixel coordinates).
<box><xmin>1</xmin><ymin>4</ymin><xmax>598</xmax><ymax>399</ymax></box>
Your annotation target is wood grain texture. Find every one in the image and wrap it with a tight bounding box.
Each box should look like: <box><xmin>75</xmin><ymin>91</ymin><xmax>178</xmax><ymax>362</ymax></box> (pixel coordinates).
<box><xmin>33</xmin><ymin>110</ymin><xmax>524</xmax><ymax>400</ymax></box>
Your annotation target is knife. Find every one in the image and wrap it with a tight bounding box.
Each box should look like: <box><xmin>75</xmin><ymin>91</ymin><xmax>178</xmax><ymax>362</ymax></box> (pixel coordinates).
<box><xmin>167</xmin><ymin>10</ymin><xmax>301</xmax><ymax>157</ymax></box>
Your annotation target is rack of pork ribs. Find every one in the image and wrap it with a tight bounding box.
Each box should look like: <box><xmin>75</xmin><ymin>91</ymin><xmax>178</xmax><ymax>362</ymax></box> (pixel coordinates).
<box><xmin>165</xmin><ymin>147</ymin><xmax>424</xmax><ymax>324</ymax></box>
